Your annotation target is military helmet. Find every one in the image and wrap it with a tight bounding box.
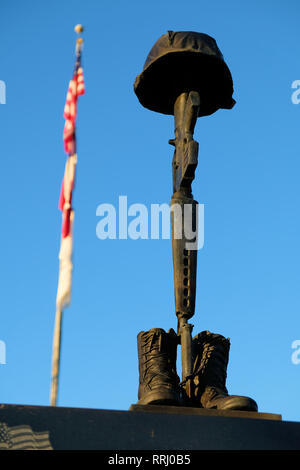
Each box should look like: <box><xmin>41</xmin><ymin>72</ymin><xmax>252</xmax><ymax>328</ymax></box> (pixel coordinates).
<box><xmin>134</xmin><ymin>31</ymin><xmax>235</xmax><ymax>117</ymax></box>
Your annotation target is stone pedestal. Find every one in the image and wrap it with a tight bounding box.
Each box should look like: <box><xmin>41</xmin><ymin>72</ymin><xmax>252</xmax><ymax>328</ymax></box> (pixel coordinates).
<box><xmin>0</xmin><ymin>403</ymin><xmax>299</xmax><ymax>450</ymax></box>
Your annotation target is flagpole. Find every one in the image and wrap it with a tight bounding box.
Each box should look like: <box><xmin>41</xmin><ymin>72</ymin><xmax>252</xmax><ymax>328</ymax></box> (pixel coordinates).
<box><xmin>50</xmin><ymin>25</ymin><xmax>84</xmax><ymax>406</ymax></box>
<box><xmin>50</xmin><ymin>309</ymin><xmax>63</xmax><ymax>406</ymax></box>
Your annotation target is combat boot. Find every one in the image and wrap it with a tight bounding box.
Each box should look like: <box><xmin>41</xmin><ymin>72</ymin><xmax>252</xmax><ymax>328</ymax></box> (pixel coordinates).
<box><xmin>137</xmin><ymin>328</ymin><xmax>181</xmax><ymax>405</ymax></box>
<box><xmin>190</xmin><ymin>331</ymin><xmax>258</xmax><ymax>411</ymax></box>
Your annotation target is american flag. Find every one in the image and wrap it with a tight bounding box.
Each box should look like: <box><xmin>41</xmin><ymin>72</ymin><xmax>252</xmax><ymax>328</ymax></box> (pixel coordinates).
<box><xmin>63</xmin><ymin>64</ymin><xmax>85</xmax><ymax>156</ymax></box>
<box><xmin>56</xmin><ymin>39</ymin><xmax>85</xmax><ymax>312</ymax></box>
<box><xmin>0</xmin><ymin>423</ymin><xmax>52</xmax><ymax>450</ymax></box>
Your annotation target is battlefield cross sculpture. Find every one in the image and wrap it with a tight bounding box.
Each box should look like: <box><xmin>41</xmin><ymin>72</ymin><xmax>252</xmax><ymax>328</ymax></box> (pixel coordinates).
<box><xmin>133</xmin><ymin>31</ymin><xmax>257</xmax><ymax>412</ymax></box>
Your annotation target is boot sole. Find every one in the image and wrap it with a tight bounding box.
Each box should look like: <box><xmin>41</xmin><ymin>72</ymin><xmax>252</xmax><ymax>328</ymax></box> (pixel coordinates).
<box><xmin>208</xmin><ymin>396</ymin><xmax>258</xmax><ymax>412</ymax></box>
<box><xmin>137</xmin><ymin>390</ymin><xmax>180</xmax><ymax>406</ymax></box>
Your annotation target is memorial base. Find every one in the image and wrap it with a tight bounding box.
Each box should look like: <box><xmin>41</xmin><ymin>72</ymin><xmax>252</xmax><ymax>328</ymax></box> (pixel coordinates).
<box><xmin>0</xmin><ymin>403</ymin><xmax>299</xmax><ymax>450</ymax></box>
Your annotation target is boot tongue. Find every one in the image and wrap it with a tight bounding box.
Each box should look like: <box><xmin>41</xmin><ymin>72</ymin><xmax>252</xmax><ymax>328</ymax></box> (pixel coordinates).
<box><xmin>147</xmin><ymin>329</ymin><xmax>163</xmax><ymax>352</ymax></box>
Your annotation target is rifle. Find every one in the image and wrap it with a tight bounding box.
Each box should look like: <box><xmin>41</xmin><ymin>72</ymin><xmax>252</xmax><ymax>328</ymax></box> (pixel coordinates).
<box><xmin>169</xmin><ymin>91</ymin><xmax>200</xmax><ymax>401</ymax></box>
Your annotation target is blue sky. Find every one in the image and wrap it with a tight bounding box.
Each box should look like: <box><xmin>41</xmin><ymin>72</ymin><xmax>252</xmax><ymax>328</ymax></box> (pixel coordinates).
<box><xmin>0</xmin><ymin>0</ymin><xmax>300</xmax><ymax>423</ymax></box>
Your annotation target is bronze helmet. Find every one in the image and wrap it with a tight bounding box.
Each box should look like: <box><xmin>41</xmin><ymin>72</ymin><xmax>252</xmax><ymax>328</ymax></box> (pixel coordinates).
<box><xmin>134</xmin><ymin>31</ymin><xmax>235</xmax><ymax>117</ymax></box>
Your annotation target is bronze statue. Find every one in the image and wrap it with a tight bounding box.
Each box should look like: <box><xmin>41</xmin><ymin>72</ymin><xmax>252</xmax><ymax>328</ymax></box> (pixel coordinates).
<box><xmin>134</xmin><ymin>31</ymin><xmax>257</xmax><ymax>411</ymax></box>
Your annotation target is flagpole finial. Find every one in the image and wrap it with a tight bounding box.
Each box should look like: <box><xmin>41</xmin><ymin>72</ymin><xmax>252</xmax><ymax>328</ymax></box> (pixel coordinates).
<box><xmin>74</xmin><ymin>26</ymin><xmax>84</xmax><ymax>55</ymax></box>
<box><xmin>74</xmin><ymin>24</ymin><xmax>84</xmax><ymax>34</ymax></box>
